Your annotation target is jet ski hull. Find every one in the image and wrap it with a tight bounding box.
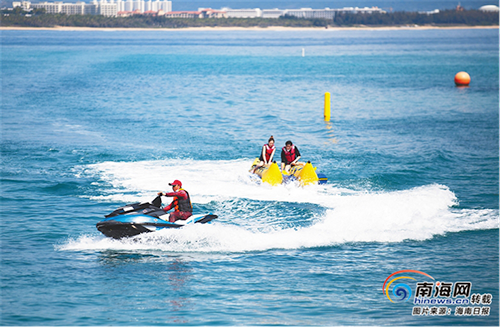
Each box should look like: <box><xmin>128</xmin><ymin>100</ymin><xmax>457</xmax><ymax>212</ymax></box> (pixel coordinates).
<box><xmin>97</xmin><ymin>201</ymin><xmax>217</xmax><ymax>239</ymax></box>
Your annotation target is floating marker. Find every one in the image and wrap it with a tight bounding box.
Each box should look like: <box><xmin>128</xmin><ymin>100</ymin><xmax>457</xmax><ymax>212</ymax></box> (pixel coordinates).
<box><xmin>324</xmin><ymin>92</ymin><xmax>331</xmax><ymax>121</ymax></box>
<box><xmin>302</xmin><ymin>48</ymin><xmax>305</xmax><ymax>57</ymax></box>
<box><xmin>455</xmin><ymin>71</ymin><xmax>470</xmax><ymax>86</ymax></box>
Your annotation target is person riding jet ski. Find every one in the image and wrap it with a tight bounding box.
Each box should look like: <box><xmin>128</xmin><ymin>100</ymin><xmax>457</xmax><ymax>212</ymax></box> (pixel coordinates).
<box><xmin>157</xmin><ymin>179</ymin><xmax>193</xmax><ymax>222</ymax></box>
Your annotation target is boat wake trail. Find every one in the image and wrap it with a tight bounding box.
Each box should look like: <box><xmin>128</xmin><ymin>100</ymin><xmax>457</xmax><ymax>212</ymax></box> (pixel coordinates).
<box><xmin>63</xmin><ymin>159</ymin><xmax>499</xmax><ymax>252</ymax></box>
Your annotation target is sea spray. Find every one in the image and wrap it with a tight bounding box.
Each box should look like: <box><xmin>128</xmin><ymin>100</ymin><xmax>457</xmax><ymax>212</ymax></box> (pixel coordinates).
<box><xmin>63</xmin><ymin>160</ymin><xmax>498</xmax><ymax>251</ymax></box>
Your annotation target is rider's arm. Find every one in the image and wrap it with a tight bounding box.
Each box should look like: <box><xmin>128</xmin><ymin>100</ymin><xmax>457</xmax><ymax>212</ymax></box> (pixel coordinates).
<box><xmin>163</xmin><ymin>201</ymin><xmax>174</xmax><ymax>212</ymax></box>
<box><xmin>292</xmin><ymin>147</ymin><xmax>301</xmax><ymax>164</ymax></box>
<box><xmin>281</xmin><ymin>150</ymin><xmax>287</xmax><ymax>170</ymax></box>
<box><xmin>261</xmin><ymin>145</ymin><xmax>268</xmax><ymax>164</ymax></box>
<box><xmin>163</xmin><ymin>190</ymin><xmax>188</xmax><ymax>199</ymax></box>
<box><xmin>281</xmin><ymin>149</ymin><xmax>286</xmax><ymax>163</ymax></box>
<box><xmin>269</xmin><ymin>148</ymin><xmax>276</xmax><ymax>163</ymax></box>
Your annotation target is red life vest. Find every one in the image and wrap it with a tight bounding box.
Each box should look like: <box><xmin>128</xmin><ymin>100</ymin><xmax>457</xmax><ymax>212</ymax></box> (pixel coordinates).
<box><xmin>263</xmin><ymin>144</ymin><xmax>275</xmax><ymax>161</ymax></box>
<box><xmin>282</xmin><ymin>145</ymin><xmax>296</xmax><ymax>164</ymax></box>
<box><xmin>173</xmin><ymin>189</ymin><xmax>193</xmax><ymax>212</ymax></box>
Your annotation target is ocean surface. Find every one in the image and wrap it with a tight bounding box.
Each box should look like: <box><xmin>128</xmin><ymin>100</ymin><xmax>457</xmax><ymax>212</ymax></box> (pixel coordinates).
<box><xmin>1</xmin><ymin>28</ymin><xmax>499</xmax><ymax>325</ymax></box>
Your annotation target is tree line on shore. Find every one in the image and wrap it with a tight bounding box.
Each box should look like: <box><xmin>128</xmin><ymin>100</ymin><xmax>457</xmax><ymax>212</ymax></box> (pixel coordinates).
<box><xmin>2</xmin><ymin>8</ymin><xmax>498</xmax><ymax>28</ymax></box>
<box><xmin>333</xmin><ymin>9</ymin><xmax>498</xmax><ymax>26</ymax></box>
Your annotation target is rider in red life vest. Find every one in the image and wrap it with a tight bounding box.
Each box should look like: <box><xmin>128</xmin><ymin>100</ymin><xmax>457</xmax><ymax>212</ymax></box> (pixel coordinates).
<box><xmin>157</xmin><ymin>180</ymin><xmax>193</xmax><ymax>222</ymax></box>
<box><xmin>251</xmin><ymin>135</ymin><xmax>276</xmax><ymax>173</ymax></box>
<box><xmin>281</xmin><ymin>140</ymin><xmax>304</xmax><ymax>173</ymax></box>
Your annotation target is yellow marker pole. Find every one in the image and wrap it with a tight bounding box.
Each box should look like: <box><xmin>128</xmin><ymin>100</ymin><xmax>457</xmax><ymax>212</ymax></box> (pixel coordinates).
<box><xmin>324</xmin><ymin>92</ymin><xmax>331</xmax><ymax>121</ymax></box>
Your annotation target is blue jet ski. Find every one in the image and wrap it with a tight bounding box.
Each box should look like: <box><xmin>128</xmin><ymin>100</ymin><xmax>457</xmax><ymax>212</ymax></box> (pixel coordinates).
<box><xmin>96</xmin><ymin>196</ymin><xmax>217</xmax><ymax>239</ymax></box>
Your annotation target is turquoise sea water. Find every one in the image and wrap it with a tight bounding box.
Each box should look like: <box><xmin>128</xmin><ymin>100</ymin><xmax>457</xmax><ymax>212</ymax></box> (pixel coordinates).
<box><xmin>1</xmin><ymin>28</ymin><xmax>499</xmax><ymax>325</ymax></box>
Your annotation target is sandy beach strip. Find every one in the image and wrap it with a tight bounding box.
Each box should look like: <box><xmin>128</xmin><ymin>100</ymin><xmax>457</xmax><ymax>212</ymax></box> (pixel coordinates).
<box><xmin>1</xmin><ymin>25</ymin><xmax>498</xmax><ymax>32</ymax></box>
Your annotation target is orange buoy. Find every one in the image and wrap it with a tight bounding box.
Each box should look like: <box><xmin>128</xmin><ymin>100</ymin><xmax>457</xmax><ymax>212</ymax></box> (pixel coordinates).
<box><xmin>454</xmin><ymin>71</ymin><xmax>471</xmax><ymax>86</ymax></box>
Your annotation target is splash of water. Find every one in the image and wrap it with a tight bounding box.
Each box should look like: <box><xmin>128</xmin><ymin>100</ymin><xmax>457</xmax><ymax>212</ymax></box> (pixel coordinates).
<box><xmin>64</xmin><ymin>159</ymin><xmax>498</xmax><ymax>252</ymax></box>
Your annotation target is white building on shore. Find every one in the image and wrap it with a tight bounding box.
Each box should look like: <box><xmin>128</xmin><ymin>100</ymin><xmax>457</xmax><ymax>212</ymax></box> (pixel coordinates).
<box><xmin>217</xmin><ymin>8</ymin><xmax>261</xmax><ymax>18</ymax></box>
<box><xmin>116</xmin><ymin>0</ymin><xmax>171</xmax><ymax>13</ymax></box>
<box><xmin>11</xmin><ymin>2</ymin><xmax>383</xmax><ymax>18</ymax></box>
<box><xmin>221</xmin><ymin>7</ymin><xmax>386</xmax><ymax>19</ymax></box>
<box><xmin>27</xmin><ymin>1</ymin><xmax>99</xmax><ymax>15</ymax></box>
<box><xmin>12</xmin><ymin>0</ymin><xmax>172</xmax><ymax>17</ymax></box>
<box><xmin>479</xmin><ymin>5</ymin><xmax>499</xmax><ymax>12</ymax></box>
<box><xmin>283</xmin><ymin>8</ymin><xmax>337</xmax><ymax>19</ymax></box>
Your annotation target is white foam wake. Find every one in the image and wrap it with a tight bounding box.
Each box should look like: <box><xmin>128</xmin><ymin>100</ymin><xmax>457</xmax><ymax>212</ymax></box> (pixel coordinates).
<box><xmin>63</xmin><ymin>159</ymin><xmax>499</xmax><ymax>252</ymax></box>
<box><xmin>75</xmin><ymin>158</ymin><xmax>352</xmax><ymax>206</ymax></box>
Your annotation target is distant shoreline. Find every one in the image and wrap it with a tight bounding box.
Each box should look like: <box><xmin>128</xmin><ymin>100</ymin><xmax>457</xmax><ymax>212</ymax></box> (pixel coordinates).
<box><xmin>1</xmin><ymin>25</ymin><xmax>498</xmax><ymax>31</ymax></box>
